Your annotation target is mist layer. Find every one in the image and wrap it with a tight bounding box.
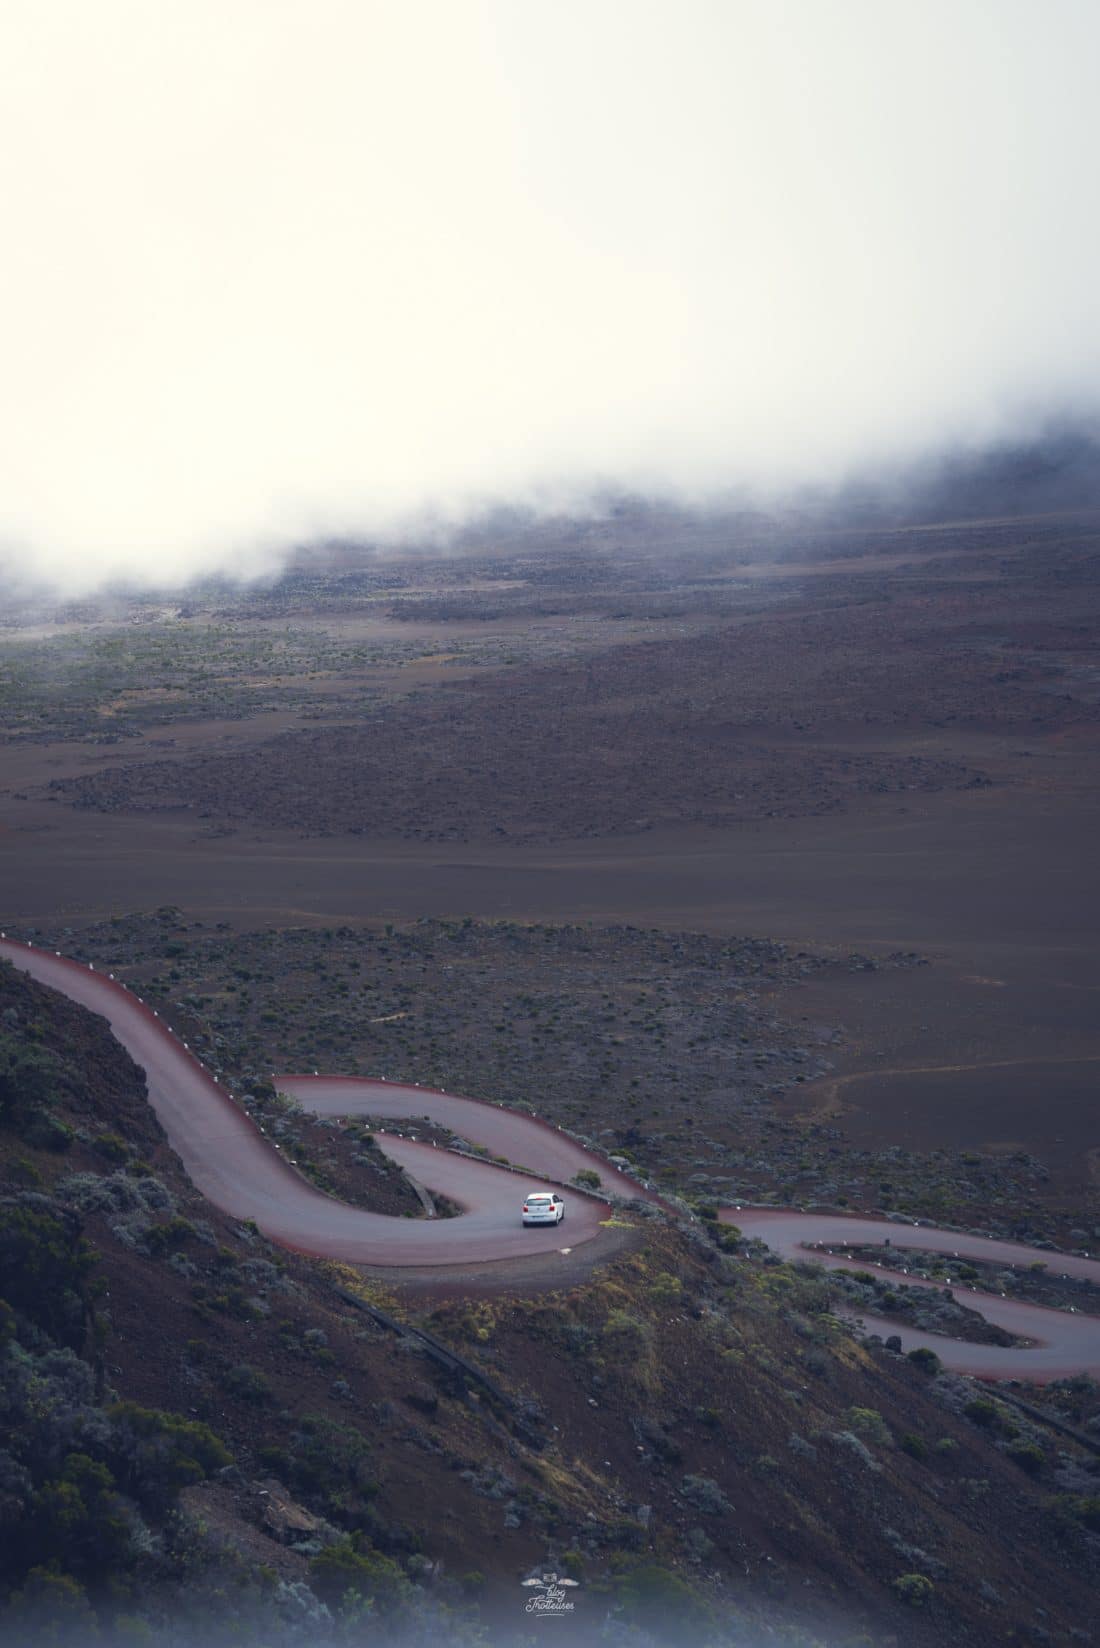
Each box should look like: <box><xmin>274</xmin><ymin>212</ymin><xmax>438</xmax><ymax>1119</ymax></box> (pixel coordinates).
<box><xmin>2</xmin><ymin>0</ymin><xmax>1099</xmax><ymax>590</ymax></box>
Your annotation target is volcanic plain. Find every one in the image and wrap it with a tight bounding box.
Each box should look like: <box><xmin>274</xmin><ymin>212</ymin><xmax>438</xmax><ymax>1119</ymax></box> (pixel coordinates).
<box><xmin>2</xmin><ymin>510</ymin><xmax>1098</xmax><ymax>1226</ymax></box>
<box><xmin>2</xmin><ymin>507</ymin><xmax>1100</xmax><ymax>1644</ymax></box>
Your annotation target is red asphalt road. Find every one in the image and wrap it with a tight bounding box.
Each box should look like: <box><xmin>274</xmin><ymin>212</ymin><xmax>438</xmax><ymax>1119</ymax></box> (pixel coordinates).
<box><xmin>727</xmin><ymin>1209</ymin><xmax>1100</xmax><ymax>1381</ymax></box>
<box><xmin>4</xmin><ymin>936</ymin><xmax>1099</xmax><ymax>1378</ymax></box>
<box><xmin>277</xmin><ymin>1073</ymin><xmax>650</xmax><ymax>1200</ymax></box>
<box><xmin>0</xmin><ymin>937</ymin><xmax>618</xmax><ymax>1265</ymax></box>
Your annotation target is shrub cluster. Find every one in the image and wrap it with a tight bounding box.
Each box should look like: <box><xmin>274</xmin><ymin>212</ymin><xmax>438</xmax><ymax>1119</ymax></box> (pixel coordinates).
<box><xmin>0</xmin><ymin>1033</ymin><xmax>76</xmax><ymax>1152</ymax></box>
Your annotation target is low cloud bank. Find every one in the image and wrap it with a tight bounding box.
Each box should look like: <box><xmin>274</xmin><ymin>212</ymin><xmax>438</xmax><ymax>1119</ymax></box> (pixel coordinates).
<box><xmin>2</xmin><ymin>2</ymin><xmax>1099</xmax><ymax>594</ymax></box>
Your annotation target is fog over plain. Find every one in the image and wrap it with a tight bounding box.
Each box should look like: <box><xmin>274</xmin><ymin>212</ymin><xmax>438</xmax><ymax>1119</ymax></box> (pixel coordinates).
<box><xmin>3</xmin><ymin>0</ymin><xmax>1100</xmax><ymax>592</ymax></box>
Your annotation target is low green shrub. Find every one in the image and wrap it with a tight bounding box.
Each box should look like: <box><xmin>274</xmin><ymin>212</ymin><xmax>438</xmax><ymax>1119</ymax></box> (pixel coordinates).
<box><xmin>893</xmin><ymin>1572</ymin><xmax>934</xmax><ymax>1607</ymax></box>
<box><xmin>604</xmin><ymin>1560</ymin><xmax>712</xmax><ymax>1635</ymax></box>
<box><xmin>846</xmin><ymin>1407</ymin><xmax>892</xmax><ymax>1446</ymax></box>
<box><xmin>964</xmin><ymin>1397</ymin><xmax>1007</xmax><ymax>1431</ymax></box>
<box><xmin>0</xmin><ymin>1197</ymin><xmax>99</xmax><ymax>1347</ymax></box>
<box><xmin>1005</xmin><ymin>1440</ymin><xmax>1045</xmax><ymax>1475</ymax></box>
<box><xmin>144</xmin><ymin>1217</ymin><xmax>196</xmax><ymax>1256</ymax></box>
<box><xmin>273</xmin><ymin>1415</ymin><xmax>378</xmax><ymax>1523</ymax></box>
<box><xmin>1052</xmin><ymin>1495</ymin><xmax>1100</xmax><ymax>1532</ymax></box>
<box><xmin>602</xmin><ymin>1309</ymin><xmax>650</xmax><ymax>1344</ymax></box>
<box><xmin>221</xmin><ymin>1363</ymin><xmax>273</xmax><ymax>1405</ymax></box>
<box><xmin>309</xmin><ymin>1539</ymin><xmax>410</xmax><ymax>1616</ymax></box>
<box><xmin>0</xmin><ymin>1037</ymin><xmax>80</xmax><ymax>1153</ymax></box>
<box><xmin>92</xmin><ymin>1132</ymin><xmax>131</xmax><ymax>1164</ymax></box>
<box><xmin>680</xmin><ymin>1475</ymin><xmax>731</xmax><ymax>1515</ymax></box>
<box><xmin>105</xmin><ymin>1403</ymin><xmax>231</xmax><ymax>1511</ymax></box>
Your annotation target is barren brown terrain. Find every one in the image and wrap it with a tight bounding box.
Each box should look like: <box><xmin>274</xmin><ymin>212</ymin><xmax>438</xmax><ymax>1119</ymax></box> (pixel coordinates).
<box><xmin>2</xmin><ymin>505</ymin><xmax>1100</xmax><ymax>1643</ymax></box>
<box><xmin>2</xmin><ymin>511</ymin><xmax>1098</xmax><ymax>1210</ymax></box>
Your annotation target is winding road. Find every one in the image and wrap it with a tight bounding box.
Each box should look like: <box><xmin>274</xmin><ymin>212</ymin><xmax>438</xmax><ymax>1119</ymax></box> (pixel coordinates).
<box><xmin>724</xmin><ymin>1209</ymin><xmax>1100</xmax><ymax>1382</ymax></box>
<box><xmin>3</xmin><ymin>935</ymin><xmax>1098</xmax><ymax>1381</ymax></box>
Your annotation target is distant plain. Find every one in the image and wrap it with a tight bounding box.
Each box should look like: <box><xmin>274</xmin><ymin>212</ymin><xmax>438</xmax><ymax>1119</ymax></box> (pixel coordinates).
<box><xmin>2</xmin><ymin>511</ymin><xmax>1098</xmax><ymax>1219</ymax></box>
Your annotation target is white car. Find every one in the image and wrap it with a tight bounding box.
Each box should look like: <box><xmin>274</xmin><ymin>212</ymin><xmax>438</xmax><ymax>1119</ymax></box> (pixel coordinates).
<box><xmin>522</xmin><ymin>1192</ymin><xmax>565</xmax><ymax>1227</ymax></box>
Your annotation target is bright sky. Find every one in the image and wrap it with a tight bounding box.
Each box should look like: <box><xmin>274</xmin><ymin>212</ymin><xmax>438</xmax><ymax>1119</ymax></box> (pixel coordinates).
<box><xmin>2</xmin><ymin>1</ymin><xmax>1099</xmax><ymax>589</ymax></box>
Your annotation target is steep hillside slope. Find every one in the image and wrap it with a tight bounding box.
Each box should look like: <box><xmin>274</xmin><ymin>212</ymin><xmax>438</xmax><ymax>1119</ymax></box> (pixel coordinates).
<box><xmin>1</xmin><ymin>958</ymin><xmax>1097</xmax><ymax>1646</ymax></box>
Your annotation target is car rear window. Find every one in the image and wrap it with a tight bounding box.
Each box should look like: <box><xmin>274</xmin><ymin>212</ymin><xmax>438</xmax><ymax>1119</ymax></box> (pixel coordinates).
<box><xmin>527</xmin><ymin>1195</ymin><xmax>551</xmax><ymax>1203</ymax></box>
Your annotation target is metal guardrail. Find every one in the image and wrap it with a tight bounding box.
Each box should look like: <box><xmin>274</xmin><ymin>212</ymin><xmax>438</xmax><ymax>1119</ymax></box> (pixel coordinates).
<box><xmin>330</xmin><ymin>1284</ymin><xmax>516</xmax><ymax>1412</ymax></box>
<box><xmin>992</xmin><ymin>1388</ymin><xmax>1100</xmax><ymax>1458</ymax></box>
<box><xmin>436</xmin><ymin>1140</ymin><xmax>621</xmax><ymax>1203</ymax></box>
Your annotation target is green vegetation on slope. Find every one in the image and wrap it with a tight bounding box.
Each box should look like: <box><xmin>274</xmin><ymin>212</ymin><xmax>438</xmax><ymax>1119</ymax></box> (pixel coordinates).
<box><xmin>1</xmin><ymin>954</ymin><xmax>1099</xmax><ymax>1647</ymax></box>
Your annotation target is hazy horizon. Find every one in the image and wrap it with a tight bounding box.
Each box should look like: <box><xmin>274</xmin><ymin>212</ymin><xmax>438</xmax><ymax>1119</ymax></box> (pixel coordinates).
<box><xmin>3</xmin><ymin>0</ymin><xmax>1100</xmax><ymax>593</ymax></box>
